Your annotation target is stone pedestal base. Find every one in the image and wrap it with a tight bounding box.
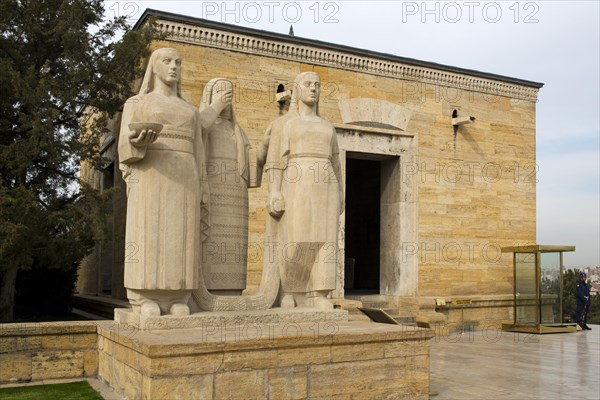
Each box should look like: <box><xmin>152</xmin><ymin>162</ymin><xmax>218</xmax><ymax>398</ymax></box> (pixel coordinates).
<box><xmin>98</xmin><ymin>320</ymin><xmax>433</xmax><ymax>399</ymax></box>
<box><xmin>114</xmin><ymin>308</ymin><xmax>349</xmax><ymax>330</ymax></box>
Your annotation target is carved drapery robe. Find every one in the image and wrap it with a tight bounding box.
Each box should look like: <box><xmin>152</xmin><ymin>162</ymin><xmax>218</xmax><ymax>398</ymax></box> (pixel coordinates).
<box><xmin>119</xmin><ymin>92</ymin><xmax>200</xmax><ymax>291</ymax></box>
<box><xmin>202</xmin><ymin>119</ymin><xmax>251</xmax><ymax>291</ymax></box>
<box><xmin>268</xmin><ymin>115</ymin><xmax>341</xmax><ymax>293</ymax></box>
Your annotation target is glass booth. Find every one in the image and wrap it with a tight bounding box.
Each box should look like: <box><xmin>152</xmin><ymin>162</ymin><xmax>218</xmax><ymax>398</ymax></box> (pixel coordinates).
<box><xmin>501</xmin><ymin>245</ymin><xmax>576</xmax><ymax>334</ymax></box>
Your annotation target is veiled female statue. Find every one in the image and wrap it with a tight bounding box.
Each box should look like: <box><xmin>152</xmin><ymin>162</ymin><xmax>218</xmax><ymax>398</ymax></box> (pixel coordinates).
<box><xmin>118</xmin><ymin>48</ymin><xmax>226</xmax><ymax>318</ymax></box>
<box><xmin>198</xmin><ymin>78</ymin><xmax>259</xmax><ymax>295</ymax></box>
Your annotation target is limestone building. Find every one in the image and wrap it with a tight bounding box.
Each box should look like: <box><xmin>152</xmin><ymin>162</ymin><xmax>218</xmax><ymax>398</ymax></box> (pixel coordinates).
<box><xmin>78</xmin><ymin>9</ymin><xmax>542</xmax><ymax>327</ymax></box>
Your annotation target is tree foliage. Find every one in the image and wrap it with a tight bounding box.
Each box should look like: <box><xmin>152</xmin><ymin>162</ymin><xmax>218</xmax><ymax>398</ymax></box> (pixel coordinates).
<box><xmin>0</xmin><ymin>0</ymin><xmax>154</xmax><ymax>321</ymax></box>
<box><xmin>588</xmin><ymin>287</ymin><xmax>600</xmax><ymax>325</ymax></box>
<box><xmin>562</xmin><ymin>269</ymin><xmax>580</xmax><ymax>323</ymax></box>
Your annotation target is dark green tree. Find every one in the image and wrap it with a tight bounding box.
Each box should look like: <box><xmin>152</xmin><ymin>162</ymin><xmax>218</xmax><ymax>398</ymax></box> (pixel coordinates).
<box><xmin>562</xmin><ymin>269</ymin><xmax>578</xmax><ymax>323</ymax></box>
<box><xmin>588</xmin><ymin>287</ymin><xmax>600</xmax><ymax>325</ymax></box>
<box><xmin>0</xmin><ymin>0</ymin><xmax>154</xmax><ymax>321</ymax></box>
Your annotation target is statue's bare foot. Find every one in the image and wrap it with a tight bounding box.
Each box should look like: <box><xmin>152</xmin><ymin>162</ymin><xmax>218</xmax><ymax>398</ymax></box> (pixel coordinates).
<box><xmin>314</xmin><ymin>297</ymin><xmax>333</xmax><ymax>310</ymax></box>
<box><xmin>307</xmin><ymin>293</ymin><xmax>333</xmax><ymax>310</ymax></box>
<box><xmin>280</xmin><ymin>294</ymin><xmax>295</xmax><ymax>309</ymax></box>
<box><xmin>140</xmin><ymin>301</ymin><xmax>160</xmax><ymax>317</ymax></box>
<box><xmin>170</xmin><ymin>303</ymin><xmax>190</xmax><ymax>316</ymax></box>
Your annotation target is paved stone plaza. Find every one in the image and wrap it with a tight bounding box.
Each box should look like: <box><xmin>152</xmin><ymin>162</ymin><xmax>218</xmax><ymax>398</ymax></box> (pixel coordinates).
<box><xmin>430</xmin><ymin>325</ymin><xmax>600</xmax><ymax>400</ymax></box>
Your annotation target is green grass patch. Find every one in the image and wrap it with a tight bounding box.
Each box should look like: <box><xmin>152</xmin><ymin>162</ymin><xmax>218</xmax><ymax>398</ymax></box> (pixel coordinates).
<box><xmin>0</xmin><ymin>381</ymin><xmax>103</xmax><ymax>400</ymax></box>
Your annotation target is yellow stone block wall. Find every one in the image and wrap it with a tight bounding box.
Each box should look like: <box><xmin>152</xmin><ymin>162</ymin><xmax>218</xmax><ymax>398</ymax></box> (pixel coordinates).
<box><xmin>98</xmin><ymin>320</ymin><xmax>432</xmax><ymax>400</ymax></box>
<box><xmin>413</xmin><ymin>92</ymin><xmax>536</xmax><ymax>299</ymax></box>
<box><xmin>135</xmin><ymin>40</ymin><xmax>537</xmax><ymax>302</ymax></box>
<box><xmin>0</xmin><ymin>322</ymin><xmax>98</xmax><ymax>383</ymax></box>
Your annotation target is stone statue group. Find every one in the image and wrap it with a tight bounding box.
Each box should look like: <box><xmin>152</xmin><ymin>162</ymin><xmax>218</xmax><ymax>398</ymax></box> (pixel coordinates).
<box><xmin>118</xmin><ymin>48</ymin><xmax>343</xmax><ymax>319</ymax></box>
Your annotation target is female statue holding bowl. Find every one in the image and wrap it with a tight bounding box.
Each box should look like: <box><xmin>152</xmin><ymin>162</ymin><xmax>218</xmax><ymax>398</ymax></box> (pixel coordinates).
<box><xmin>118</xmin><ymin>48</ymin><xmax>227</xmax><ymax>318</ymax></box>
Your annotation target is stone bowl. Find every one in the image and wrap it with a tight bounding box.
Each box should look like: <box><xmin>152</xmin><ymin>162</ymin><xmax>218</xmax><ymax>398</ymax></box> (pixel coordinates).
<box><xmin>128</xmin><ymin>122</ymin><xmax>163</xmax><ymax>134</ymax></box>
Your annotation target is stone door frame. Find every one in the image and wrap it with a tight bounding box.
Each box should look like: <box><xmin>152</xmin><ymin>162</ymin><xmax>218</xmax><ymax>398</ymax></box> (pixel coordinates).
<box><xmin>333</xmin><ymin>123</ymin><xmax>418</xmax><ymax>298</ymax></box>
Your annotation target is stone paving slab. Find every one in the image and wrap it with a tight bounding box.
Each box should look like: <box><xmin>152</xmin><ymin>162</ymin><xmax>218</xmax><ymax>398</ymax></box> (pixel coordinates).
<box><xmin>430</xmin><ymin>324</ymin><xmax>600</xmax><ymax>400</ymax></box>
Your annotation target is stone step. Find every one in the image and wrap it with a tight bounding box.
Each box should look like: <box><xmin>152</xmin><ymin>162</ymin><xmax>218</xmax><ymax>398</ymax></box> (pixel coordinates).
<box><xmin>393</xmin><ymin>316</ymin><xmax>417</xmax><ymax>325</ymax></box>
<box><xmin>357</xmin><ymin>301</ymin><xmax>387</xmax><ymax>308</ymax></box>
<box><xmin>331</xmin><ymin>298</ymin><xmax>371</xmax><ymax>322</ymax></box>
<box><xmin>345</xmin><ymin>294</ymin><xmax>394</xmax><ymax>308</ymax></box>
<box><xmin>73</xmin><ymin>293</ymin><xmax>130</xmax><ymax>319</ymax></box>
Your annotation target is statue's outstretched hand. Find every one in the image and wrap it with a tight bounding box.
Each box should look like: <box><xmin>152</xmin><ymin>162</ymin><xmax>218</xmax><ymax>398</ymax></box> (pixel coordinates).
<box><xmin>130</xmin><ymin>129</ymin><xmax>158</xmax><ymax>147</ymax></box>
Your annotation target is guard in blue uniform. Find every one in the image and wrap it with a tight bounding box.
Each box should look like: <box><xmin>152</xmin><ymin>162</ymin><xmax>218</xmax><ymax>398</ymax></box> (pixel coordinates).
<box><xmin>576</xmin><ymin>272</ymin><xmax>591</xmax><ymax>330</ymax></box>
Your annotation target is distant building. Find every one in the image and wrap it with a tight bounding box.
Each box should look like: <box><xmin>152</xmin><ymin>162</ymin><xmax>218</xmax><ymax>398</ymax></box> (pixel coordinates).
<box><xmin>78</xmin><ymin>9</ymin><xmax>543</xmax><ymax>326</ymax></box>
<box><xmin>586</xmin><ymin>266</ymin><xmax>600</xmax><ymax>283</ymax></box>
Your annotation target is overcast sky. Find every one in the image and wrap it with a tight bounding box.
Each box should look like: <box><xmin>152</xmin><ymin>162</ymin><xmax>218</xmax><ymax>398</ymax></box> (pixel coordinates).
<box><xmin>105</xmin><ymin>1</ymin><xmax>600</xmax><ymax>267</ymax></box>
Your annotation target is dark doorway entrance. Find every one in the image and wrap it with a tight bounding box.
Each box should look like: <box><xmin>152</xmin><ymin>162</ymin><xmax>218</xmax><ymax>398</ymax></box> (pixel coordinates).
<box><xmin>344</xmin><ymin>155</ymin><xmax>381</xmax><ymax>293</ymax></box>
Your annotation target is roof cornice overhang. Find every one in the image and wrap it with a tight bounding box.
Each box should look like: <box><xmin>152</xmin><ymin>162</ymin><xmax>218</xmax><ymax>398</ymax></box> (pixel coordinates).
<box><xmin>136</xmin><ymin>9</ymin><xmax>543</xmax><ymax>102</ymax></box>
